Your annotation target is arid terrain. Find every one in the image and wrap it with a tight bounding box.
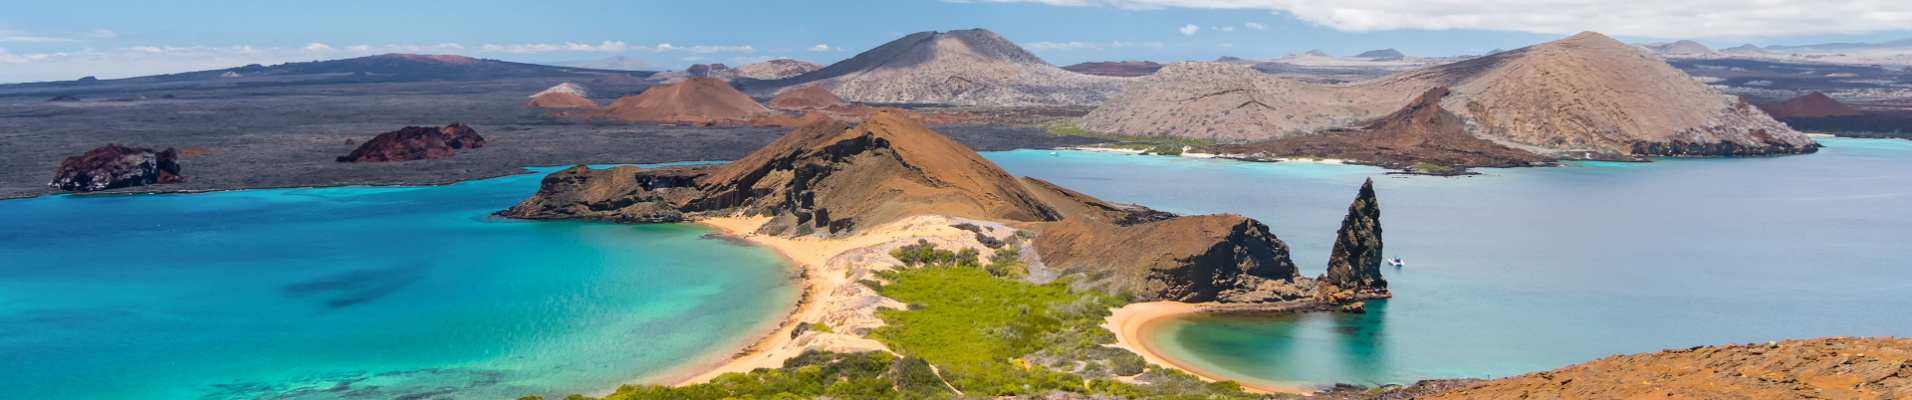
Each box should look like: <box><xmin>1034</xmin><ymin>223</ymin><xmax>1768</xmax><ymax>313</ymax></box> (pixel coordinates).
<box><xmin>0</xmin><ymin>64</ymin><xmax>1102</xmax><ymax>200</ymax></box>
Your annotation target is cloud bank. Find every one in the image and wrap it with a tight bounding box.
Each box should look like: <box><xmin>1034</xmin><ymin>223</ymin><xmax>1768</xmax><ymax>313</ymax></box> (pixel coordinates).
<box><xmin>951</xmin><ymin>0</ymin><xmax>1912</xmax><ymax>38</ymax></box>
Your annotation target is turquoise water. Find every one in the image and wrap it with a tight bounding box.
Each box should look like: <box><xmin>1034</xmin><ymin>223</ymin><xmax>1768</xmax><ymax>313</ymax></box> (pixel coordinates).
<box><xmin>984</xmin><ymin>138</ymin><xmax>1912</xmax><ymax>388</ymax></box>
<box><xmin>0</xmin><ymin>165</ymin><xmax>800</xmax><ymax>400</ymax></box>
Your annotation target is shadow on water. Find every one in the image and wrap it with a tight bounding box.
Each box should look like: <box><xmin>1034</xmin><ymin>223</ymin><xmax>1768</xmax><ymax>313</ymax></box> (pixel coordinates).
<box><xmin>281</xmin><ymin>262</ymin><xmax>431</xmax><ymax>309</ymax></box>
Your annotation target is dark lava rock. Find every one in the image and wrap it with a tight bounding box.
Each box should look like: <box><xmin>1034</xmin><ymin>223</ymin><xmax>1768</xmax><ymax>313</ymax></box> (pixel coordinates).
<box><xmin>336</xmin><ymin>123</ymin><xmax>487</xmax><ymax>163</ymax></box>
<box><xmin>1319</xmin><ymin>178</ymin><xmax>1387</xmax><ymax>300</ymax></box>
<box><xmin>686</xmin><ymin>63</ymin><xmax>730</xmax><ymax>77</ymax></box>
<box><xmin>1037</xmin><ymin>213</ymin><xmax>1310</xmax><ymax>303</ymax></box>
<box><xmin>49</xmin><ymin>144</ymin><xmax>183</xmax><ymax>192</ymax></box>
<box><xmin>46</xmin><ymin>95</ymin><xmax>80</xmax><ymax>102</ymax></box>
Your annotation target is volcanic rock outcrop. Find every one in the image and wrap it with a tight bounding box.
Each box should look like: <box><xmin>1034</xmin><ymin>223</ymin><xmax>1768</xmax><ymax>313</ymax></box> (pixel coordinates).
<box><xmin>1035</xmin><ymin>213</ymin><xmax>1308</xmax><ymax>303</ymax></box>
<box><xmin>1081</xmin><ymin>32</ymin><xmax>1817</xmax><ymax>157</ymax></box>
<box><xmin>575</xmin><ymin>77</ymin><xmax>772</xmax><ymax>124</ymax></box>
<box><xmin>686</xmin><ymin>63</ymin><xmax>729</xmax><ymax>77</ymax></box>
<box><xmin>736</xmin><ymin>29</ymin><xmax>1129</xmax><ymax>106</ymax></box>
<box><xmin>1355</xmin><ymin>49</ymin><xmax>1407</xmax><ymax>59</ymax></box>
<box><xmin>1316</xmin><ymin>179</ymin><xmax>1387</xmax><ymax>304</ymax></box>
<box><xmin>50</xmin><ymin>144</ymin><xmax>183</xmax><ymax>192</ymax></box>
<box><xmin>1213</xmin><ymin>87</ymin><xmax>1547</xmax><ymax>170</ymax></box>
<box><xmin>1061</xmin><ymin>61</ymin><xmax>1164</xmax><ymax>77</ymax></box>
<box><xmin>336</xmin><ymin>123</ymin><xmax>487</xmax><ymax>163</ymax></box>
<box><xmin>768</xmin><ymin>86</ymin><xmax>849</xmax><ymax>110</ymax></box>
<box><xmin>1759</xmin><ymin>92</ymin><xmax>1861</xmax><ymax>120</ymax></box>
<box><xmin>1419</xmin><ymin>337</ymin><xmax>1912</xmax><ymax>399</ymax></box>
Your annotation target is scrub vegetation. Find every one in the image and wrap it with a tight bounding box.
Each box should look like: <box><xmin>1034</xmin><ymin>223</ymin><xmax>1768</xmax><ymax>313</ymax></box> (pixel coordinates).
<box><xmin>541</xmin><ymin>242</ymin><xmax>1265</xmax><ymax>400</ymax></box>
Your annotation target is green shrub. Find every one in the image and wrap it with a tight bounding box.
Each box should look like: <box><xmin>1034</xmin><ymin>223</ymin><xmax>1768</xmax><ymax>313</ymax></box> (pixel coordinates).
<box><xmin>794</xmin><ymin>224</ymin><xmax>816</xmax><ymax>236</ymax></box>
<box><xmin>1410</xmin><ymin>162</ymin><xmax>1453</xmax><ymax>173</ymax></box>
<box><xmin>807</xmin><ymin>322</ymin><xmax>833</xmax><ymax>333</ymax></box>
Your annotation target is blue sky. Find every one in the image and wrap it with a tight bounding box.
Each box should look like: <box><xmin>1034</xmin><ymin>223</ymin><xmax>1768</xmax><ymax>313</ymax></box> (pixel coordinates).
<box><xmin>4</xmin><ymin>0</ymin><xmax>1911</xmax><ymax>83</ymax></box>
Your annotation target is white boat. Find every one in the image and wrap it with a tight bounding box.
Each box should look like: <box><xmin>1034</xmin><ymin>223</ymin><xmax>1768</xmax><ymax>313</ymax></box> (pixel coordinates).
<box><xmin>1049</xmin><ymin>151</ymin><xmax>1059</xmax><ymax>156</ymax></box>
<box><xmin>1388</xmin><ymin>257</ymin><xmax>1405</xmax><ymax>267</ymax></box>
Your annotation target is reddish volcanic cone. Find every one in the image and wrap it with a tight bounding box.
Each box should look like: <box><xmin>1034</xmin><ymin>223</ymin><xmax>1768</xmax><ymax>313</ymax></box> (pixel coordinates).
<box><xmin>526</xmin><ymin>92</ymin><xmax>597</xmax><ymax>108</ymax></box>
<box><xmin>579</xmin><ymin>77</ymin><xmax>772</xmax><ymax>124</ymax></box>
<box><xmin>768</xmin><ymin>86</ymin><xmax>848</xmax><ymax>110</ymax></box>
<box><xmin>1759</xmin><ymin>92</ymin><xmax>1861</xmax><ymax>120</ymax></box>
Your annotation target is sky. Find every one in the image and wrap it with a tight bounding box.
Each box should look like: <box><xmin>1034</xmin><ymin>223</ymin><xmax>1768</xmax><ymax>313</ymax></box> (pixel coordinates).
<box><xmin>3</xmin><ymin>0</ymin><xmax>1911</xmax><ymax>83</ymax></box>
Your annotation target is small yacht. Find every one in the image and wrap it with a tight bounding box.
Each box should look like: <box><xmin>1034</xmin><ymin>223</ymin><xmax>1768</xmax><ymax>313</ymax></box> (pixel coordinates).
<box><xmin>1388</xmin><ymin>255</ymin><xmax>1405</xmax><ymax>267</ymax></box>
<box><xmin>1049</xmin><ymin>151</ymin><xmax>1059</xmax><ymax>156</ymax></box>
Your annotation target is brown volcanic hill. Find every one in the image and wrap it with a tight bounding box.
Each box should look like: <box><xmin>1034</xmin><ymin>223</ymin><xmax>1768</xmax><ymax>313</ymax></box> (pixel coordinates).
<box><xmin>735</xmin><ymin>29</ymin><xmax>1129</xmax><ymax>106</ymax></box>
<box><xmin>1212</xmin><ymin>87</ymin><xmax>1548</xmax><ymax>169</ymax></box>
<box><xmin>1082</xmin><ymin>32</ymin><xmax>1817</xmax><ymax>157</ymax></box>
<box><xmin>1760</xmin><ymin>92</ymin><xmax>1861</xmax><ymax>119</ymax></box>
<box><xmin>500</xmin><ymin>112</ymin><xmax>1311</xmax><ymax>302</ymax></box>
<box><xmin>503</xmin><ymin>112</ymin><xmax>1062</xmax><ymax>233</ymax></box>
<box><xmin>1419</xmin><ymin>337</ymin><xmax>1912</xmax><ymax>399</ymax></box>
<box><xmin>1061</xmin><ymin>61</ymin><xmax>1164</xmax><ymax>77</ymax></box>
<box><xmin>525</xmin><ymin>92</ymin><xmax>596</xmax><ymax>108</ymax></box>
<box><xmin>577</xmin><ymin>77</ymin><xmax>771</xmax><ymax>124</ymax></box>
<box><xmin>767</xmin><ymin>86</ymin><xmax>848</xmax><ymax>110</ymax></box>
<box><xmin>336</xmin><ymin>123</ymin><xmax>486</xmax><ymax>163</ymax></box>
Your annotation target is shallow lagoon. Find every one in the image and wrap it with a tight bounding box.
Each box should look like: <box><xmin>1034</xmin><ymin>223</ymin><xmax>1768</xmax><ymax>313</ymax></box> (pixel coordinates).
<box><xmin>986</xmin><ymin>138</ymin><xmax>1912</xmax><ymax>388</ymax></box>
<box><xmin>0</xmin><ymin>165</ymin><xmax>799</xmax><ymax>400</ymax></box>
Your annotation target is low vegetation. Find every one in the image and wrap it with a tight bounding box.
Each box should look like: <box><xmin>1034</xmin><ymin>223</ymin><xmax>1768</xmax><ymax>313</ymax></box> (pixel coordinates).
<box><xmin>1409</xmin><ymin>162</ymin><xmax>1452</xmax><ymax>173</ymax></box>
<box><xmin>536</xmin><ymin>242</ymin><xmax>1262</xmax><ymax>400</ymax></box>
<box><xmin>1047</xmin><ymin>119</ymin><xmax>1215</xmax><ymax>147</ymax></box>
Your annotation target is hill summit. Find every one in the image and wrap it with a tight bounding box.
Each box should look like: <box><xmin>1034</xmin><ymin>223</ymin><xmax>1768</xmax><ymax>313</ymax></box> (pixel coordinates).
<box><xmin>737</xmin><ymin>29</ymin><xmax>1128</xmax><ymax>106</ymax></box>
<box><xmin>1082</xmin><ymin>31</ymin><xmax>1816</xmax><ymax>157</ymax></box>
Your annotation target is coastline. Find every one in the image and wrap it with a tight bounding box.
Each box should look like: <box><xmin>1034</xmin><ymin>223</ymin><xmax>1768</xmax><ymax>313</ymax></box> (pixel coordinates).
<box><xmin>1104</xmin><ymin>302</ymin><xmax>1311</xmax><ymax>394</ymax></box>
<box><xmin>659</xmin><ymin>215</ymin><xmax>975</xmax><ymax>387</ymax></box>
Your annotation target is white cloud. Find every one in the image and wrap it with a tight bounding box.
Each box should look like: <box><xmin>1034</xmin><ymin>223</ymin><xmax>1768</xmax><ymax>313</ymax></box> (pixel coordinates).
<box><xmin>655</xmin><ymin>43</ymin><xmax>755</xmax><ymax>53</ymax></box>
<box><xmin>808</xmin><ymin>44</ymin><xmax>831</xmax><ymax>51</ymax></box>
<box><xmin>1218</xmin><ymin>26</ymin><xmax>1237</xmax><ymax>32</ymax></box>
<box><xmin>1245</xmin><ymin>22</ymin><xmax>1269</xmax><ymax>30</ymax></box>
<box><xmin>1179</xmin><ymin>24</ymin><xmax>1200</xmax><ymax>35</ymax></box>
<box><xmin>1022</xmin><ymin>41</ymin><xmax>1165</xmax><ymax>51</ymax></box>
<box><xmin>1221</xmin><ymin>43</ymin><xmax>1234</xmax><ymax>47</ymax></box>
<box><xmin>951</xmin><ymin>0</ymin><xmax>1912</xmax><ymax>39</ymax></box>
<box><xmin>304</xmin><ymin>43</ymin><xmax>335</xmax><ymax>52</ymax></box>
<box><xmin>0</xmin><ymin>28</ymin><xmax>117</xmax><ymax>43</ymax></box>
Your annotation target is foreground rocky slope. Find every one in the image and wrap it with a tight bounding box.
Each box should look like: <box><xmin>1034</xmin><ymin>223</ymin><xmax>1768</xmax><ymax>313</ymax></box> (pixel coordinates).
<box><xmin>1421</xmin><ymin>336</ymin><xmax>1911</xmax><ymax>399</ymax></box>
<box><xmin>1213</xmin><ymin>87</ymin><xmax>1547</xmax><ymax>170</ymax></box>
<box><xmin>1083</xmin><ymin>32</ymin><xmax>1817</xmax><ymax>157</ymax></box>
<box><xmin>736</xmin><ymin>29</ymin><xmax>1129</xmax><ymax>106</ymax></box>
<box><xmin>501</xmin><ymin>113</ymin><xmax>1317</xmax><ymax>302</ymax></box>
<box><xmin>336</xmin><ymin>123</ymin><xmax>487</xmax><ymax>162</ymax></box>
<box><xmin>49</xmin><ymin>144</ymin><xmax>184</xmax><ymax>191</ymax></box>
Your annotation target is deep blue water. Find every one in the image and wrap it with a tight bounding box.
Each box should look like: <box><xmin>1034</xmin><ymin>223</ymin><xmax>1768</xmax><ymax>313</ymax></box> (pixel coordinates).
<box><xmin>0</xmin><ymin>165</ymin><xmax>800</xmax><ymax>400</ymax></box>
<box><xmin>984</xmin><ymin>138</ymin><xmax>1912</xmax><ymax>389</ymax></box>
